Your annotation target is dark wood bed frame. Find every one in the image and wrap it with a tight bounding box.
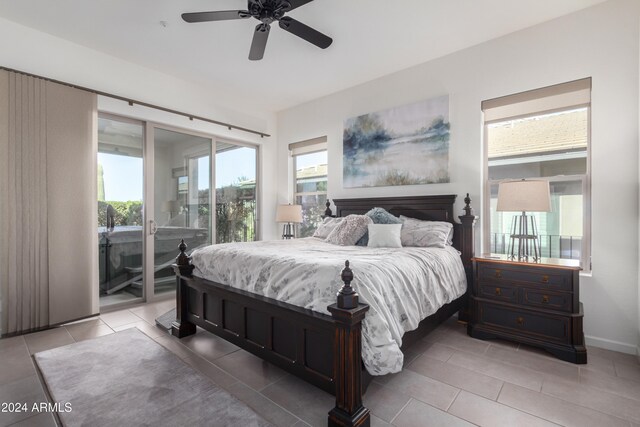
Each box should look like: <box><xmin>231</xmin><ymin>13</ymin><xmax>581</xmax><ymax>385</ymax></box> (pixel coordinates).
<box><xmin>171</xmin><ymin>194</ymin><xmax>476</xmax><ymax>427</ymax></box>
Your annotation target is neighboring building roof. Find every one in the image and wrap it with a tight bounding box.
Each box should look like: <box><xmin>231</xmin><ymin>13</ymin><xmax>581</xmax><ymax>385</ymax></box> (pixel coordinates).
<box><xmin>488</xmin><ymin>108</ymin><xmax>587</xmax><ymax>159</ymax></box>
<box><xmin>296</xmin><ymin>164</ymin><xmax>328</xmax><ymax>181</ymax></box>
<box><xmin>231</xmin><ymin>163</ymin><xmax>328</xmax><ymax>189</ymax></box>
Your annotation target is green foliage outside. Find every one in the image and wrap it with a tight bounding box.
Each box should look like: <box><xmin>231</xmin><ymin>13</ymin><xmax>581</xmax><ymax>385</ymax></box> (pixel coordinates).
<box><xmin>214</xmin><ymin>183</ymin><xmax>257</xmax><ymax>243</ymax></box>
<box><xmin>98</xmin><ymin>200</ymin><xmax>143</xmax><ymax>227</ymax></box>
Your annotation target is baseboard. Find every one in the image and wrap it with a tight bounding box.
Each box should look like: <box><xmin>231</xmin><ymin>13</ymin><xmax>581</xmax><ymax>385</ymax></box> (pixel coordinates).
<box><xmin>585</xmin><ymin>335</ymin><xmax>637</xmax><ymax>355</ymax></box>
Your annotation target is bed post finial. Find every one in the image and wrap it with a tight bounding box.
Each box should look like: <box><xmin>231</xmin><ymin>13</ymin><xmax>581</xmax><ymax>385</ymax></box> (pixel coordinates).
<box><xmin>337</xmin><ymin>260</ymin><xmax>357</xmax><ymax>309</ymax></box>
<box><xmin>323</xmin><ymin>199</ymin><xmax>333</xmax><ymax>218</ymax></box>
<box><xmin>175</xmin><ymin>239</ymin><xmax>195</xmax><ymax>277</ymax></box>
<box><xmin>328</xmin><ymin>260</ymin><xmax>370</xmax><ymax>427</ymax></box>
<box><xmin>176</xmin><ymin>239</ymin><xmax>189</xmax><ymax>265</ymax></box>
<box><xmin>464</xmin><ymin>193</ymin><xmax>473</xmax><ymax>216</ymax></box>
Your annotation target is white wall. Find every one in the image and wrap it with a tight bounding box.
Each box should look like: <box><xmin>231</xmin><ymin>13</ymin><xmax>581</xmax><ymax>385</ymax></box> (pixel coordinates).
<box><xmin>0</xmin><ymin>16</ymin><xmax>280</xmax><ymax>242</ymax></box>
<box><xmin>277</xmin><ymin>0</ymin><xmax>640</xmax><ymax>353</ymax></box>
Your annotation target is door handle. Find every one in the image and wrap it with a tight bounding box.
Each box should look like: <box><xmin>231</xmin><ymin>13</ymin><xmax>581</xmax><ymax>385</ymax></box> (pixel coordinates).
<box><xmin>149</xmin><ymin>219</ymin><xmax>158</xmax><ymax>235</ymax></box>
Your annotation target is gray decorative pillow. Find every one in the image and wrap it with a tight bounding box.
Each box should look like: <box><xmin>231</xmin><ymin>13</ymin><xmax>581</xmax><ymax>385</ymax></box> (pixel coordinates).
<box><xmin>312</xmin><ymin>217</ymin><xmax>343</xmax><ymax>239</ymax></box>
<box><xmin>326</xmin><ymin>215</ymin><xmax>373</xmax><ymax>246</ymax></box>
<box><xmin>367</xmin><ymin>224</ymin><xmax>403</xmax><ymax>248</ymax></box>
<box><xmin>399</xmin><ymin>215</ymin><xmax>453</xmax><ymax>248</ymax></box>
<box><xmin>356</xmin><ymin>207</ymin><xmax>402</xmax><ymax>246</ymax></box>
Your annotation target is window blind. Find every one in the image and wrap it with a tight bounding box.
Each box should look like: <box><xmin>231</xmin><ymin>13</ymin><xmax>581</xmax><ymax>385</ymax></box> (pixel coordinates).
<box><xmin>482</xmin><ymin>78</ymin><xmax>591</xmax><ymax>123</ymax></box>
<box><xmin>289</xmin><ymin>136</ymin><xmax>327</xmax><ymax>156</ymax></box>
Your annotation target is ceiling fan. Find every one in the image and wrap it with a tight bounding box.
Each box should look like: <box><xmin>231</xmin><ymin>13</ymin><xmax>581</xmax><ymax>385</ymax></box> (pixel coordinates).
<box><xmin>182</xmin><ymin>0</ymin><xmax>333</xmax><ymax>61</ymax></box>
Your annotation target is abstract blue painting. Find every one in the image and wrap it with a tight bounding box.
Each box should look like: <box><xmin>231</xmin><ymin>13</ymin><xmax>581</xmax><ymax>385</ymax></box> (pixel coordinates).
<box><xmin>343</xmin><ymin>96</ymin><xmax>450</xmax><ymax>188</ymax></box>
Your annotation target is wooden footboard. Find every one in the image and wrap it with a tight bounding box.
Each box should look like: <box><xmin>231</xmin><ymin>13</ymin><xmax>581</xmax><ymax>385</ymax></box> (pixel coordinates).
<box><xmin>172</xmin><ymin>242</ymin><xmax>370</xmax><ymax>426</ymax></box>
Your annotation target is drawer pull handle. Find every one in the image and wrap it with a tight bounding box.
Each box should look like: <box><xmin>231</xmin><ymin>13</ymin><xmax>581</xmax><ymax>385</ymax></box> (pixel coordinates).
<box><xmin>495</xmin><ymin>270</ymin><xmax>502</xmax><ymax>279</ymax></box>
<box><xmin>541</xmin><ymin>275</ymin><xmax>549</xmax><ymax>284</ymax></box>
<box><xmin>516</xmin><ymin>316</ymin><xmax>524</xmax><ymax>326</ymax></box>
<box><xmin>495</xmin><ymin>287</ymin><xmax>502</xmax><ymax>296</ymax></box>
<box><xmin>542</xmin><ymin>295</ymin><xmax>550</xmax><ymax>303</ymax></box>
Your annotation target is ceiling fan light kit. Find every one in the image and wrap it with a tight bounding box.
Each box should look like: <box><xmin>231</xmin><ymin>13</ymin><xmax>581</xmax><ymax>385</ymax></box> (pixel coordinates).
<box><xmin>182</xmin><ymin>0</ymin><xmax>332</xmax><ymax>61</ymax></box>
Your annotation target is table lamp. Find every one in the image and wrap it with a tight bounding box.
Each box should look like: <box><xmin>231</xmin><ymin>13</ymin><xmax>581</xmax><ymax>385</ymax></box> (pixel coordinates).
<box><xmin>276</xmin><ymin>204</ymin><xmax>302</xmax><ymax>239</ymax></box>
<box><xmin>496</xmin><ymin>179</ymin><xmax>551</xmax><ymax>261</ymax></box>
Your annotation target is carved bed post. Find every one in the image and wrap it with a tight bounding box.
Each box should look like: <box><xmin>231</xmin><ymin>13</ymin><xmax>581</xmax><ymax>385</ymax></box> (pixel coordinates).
<box><xmin>327</xmin><ymin>261</ymin><xmax>370</xmax><ymax>427</ymax></box>
<box><xmin>458</xmin><ymin>194</ymin><xmax>478</xmax><ymax>322</ymax></box>
<box><xmin>171</xmin><ymin>239</ymin><xmax>197</xmax><ymax>338</ymax></box>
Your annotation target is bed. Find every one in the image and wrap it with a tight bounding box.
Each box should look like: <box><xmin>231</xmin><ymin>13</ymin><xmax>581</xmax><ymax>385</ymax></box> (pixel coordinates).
<box><xmin>171</xmin><ymin>194</ymin><xmax>476</xmax><ymax>427</ymax></box>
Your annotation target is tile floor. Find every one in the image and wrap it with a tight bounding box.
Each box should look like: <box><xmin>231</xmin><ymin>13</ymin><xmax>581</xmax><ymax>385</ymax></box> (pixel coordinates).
<box><xmin>1</xmin><ymin>299</ymin><xmax>639</xmax><ymax>427</ymax></box>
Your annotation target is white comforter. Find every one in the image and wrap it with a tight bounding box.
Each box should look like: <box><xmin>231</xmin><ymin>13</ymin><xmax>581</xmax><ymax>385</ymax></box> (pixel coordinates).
<box><xmin>190</xmin><ymin>238</ymin><xmax>467</xmax><ymax>375</ymax></box>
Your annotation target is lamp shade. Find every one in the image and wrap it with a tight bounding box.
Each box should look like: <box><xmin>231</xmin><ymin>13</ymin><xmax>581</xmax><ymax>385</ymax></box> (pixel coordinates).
<box><xmin>162</xmin><ymin>200</ymin><xmax>179</xmax><ymax>213</ymax></box>
<box><xmin>276</xmin><ymin>204</ymin><xmax>303</xmax><ymax>223</ymax></box>
<box><xmin>496</xmin><ymin>180</ymin><xmax>551</xmax><ymax>212</ymax></box>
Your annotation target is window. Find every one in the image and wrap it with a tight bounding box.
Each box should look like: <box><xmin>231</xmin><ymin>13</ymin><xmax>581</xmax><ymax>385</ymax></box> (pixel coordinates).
<box><xmin>482</xmin><ymin>79</ymin><xmax>591</xmax><ymax>269</ymax></box>
<box><xmin>291</xmin><ymin>137</ymin><xmax>328</xmax><ymax>237</ymax></box>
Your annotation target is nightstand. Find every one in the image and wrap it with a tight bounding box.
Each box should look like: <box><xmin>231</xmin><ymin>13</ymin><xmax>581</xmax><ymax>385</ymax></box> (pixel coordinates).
<box><xmin>468</xmin><ymin>254</ymin><xmax>586</xmax><ymax>364</ymax></box>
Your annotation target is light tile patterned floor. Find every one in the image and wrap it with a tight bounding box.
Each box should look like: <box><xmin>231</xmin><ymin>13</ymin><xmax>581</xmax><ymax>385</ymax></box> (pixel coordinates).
<box><xmin>1</xmin><ymin>300</ymin><xmax>639</xmax><ymax>427</ymax></box>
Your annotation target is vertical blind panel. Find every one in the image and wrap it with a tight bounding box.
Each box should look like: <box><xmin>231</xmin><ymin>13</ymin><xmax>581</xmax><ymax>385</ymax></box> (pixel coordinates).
<box><xmin>46</xmin><ymin>81</ymin><xmax>97</xmax><ymax>325</ymax></box>
<box><xmin>0</xmin><ymin>71</ymin><xmax>8</xmax><ymax>334</ymax></box>
<box><xmin>0</xmin><ymin>72</ymin><xmax>97</xmax><ymax>335</ymax></box>
<box><xmin>0</xmin><ymin>71</ymin><xmax>50</xmax><ymax>334</ymax></box>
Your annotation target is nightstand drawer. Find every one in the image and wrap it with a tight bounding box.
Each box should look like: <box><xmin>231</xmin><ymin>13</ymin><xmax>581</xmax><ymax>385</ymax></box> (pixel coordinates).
<box><xmin>522</xmin><ymin>288</ymin><xmax>572</xmax><ymax>312</ymax></box>
<box><xmin>478</xmin><ymin>264</ymin><xmax>573</xmax><ymax>291</ymax></box>
<box><xmin>479</xmin><ymin>302</ymin><xmax>569</xmax><ymax>344</ymax></box>
<box><xmin>478</xmin><ymin>283</ymin><xmax>518</xmax><ymax>303</ymax></box>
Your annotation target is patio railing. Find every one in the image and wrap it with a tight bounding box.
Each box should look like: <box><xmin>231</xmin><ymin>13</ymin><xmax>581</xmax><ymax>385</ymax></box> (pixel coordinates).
<box><xmin>490</xmin><ymin>233</ymin><xmax>582</xmax><ymax>260</ymax></box>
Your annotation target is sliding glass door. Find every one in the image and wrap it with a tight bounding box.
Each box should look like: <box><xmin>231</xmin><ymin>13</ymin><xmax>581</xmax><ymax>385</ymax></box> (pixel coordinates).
<box><xmin>97</xmin><ymin>116</ymin><xmax>258</xmax><ymax>306</ymax></box>
<box><xmin>150</xmin><ymin>127</ymin><xmax>212</xmax><ymax>297</ymax></box>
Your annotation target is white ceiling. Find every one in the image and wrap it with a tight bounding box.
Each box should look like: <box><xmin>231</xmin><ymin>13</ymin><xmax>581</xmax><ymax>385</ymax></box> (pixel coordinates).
<box><xmin>0</xmin><ymin>0</ymin><xmax>605</xmax><ymax>114</ymax></box>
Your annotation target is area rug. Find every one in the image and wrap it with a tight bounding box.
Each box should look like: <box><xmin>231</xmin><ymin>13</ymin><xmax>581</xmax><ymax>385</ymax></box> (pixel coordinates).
<box><xmin>34</xmin><ymin>328</ymin><xmax>270</xmax><ymax>427</ymax></box>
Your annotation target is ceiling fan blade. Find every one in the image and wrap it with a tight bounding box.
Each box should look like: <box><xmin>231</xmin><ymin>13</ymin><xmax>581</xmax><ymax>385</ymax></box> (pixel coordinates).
<box><xmin>278</xmin><ymin>17</ymin><xmax>332</xmax><ymax>49</ymax></box>
<box><xmin>249</xmin><ymin>24</ymin><xmax>270</xmax><ymax>61</ymax></box>
<box><xmin>283</xmin><ymin>0</ymin><xmax>314</xmax><ymax>11</ymax></box>
<box><xmin>182</xmin><ymin>10</ymin><xmax>250</xmax><ymax>23</ymax></box>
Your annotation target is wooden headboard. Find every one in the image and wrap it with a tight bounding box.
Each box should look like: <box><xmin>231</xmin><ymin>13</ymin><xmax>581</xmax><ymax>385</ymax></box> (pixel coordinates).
<box><xmin>332</xmin><ymin>194</ymin><xmax>456</xmax><ymax>222</ymax></box>
<box><xmin>327</xmin><ymin>194</ymin><xmax>477</xmax><ymax>285</ymax></box>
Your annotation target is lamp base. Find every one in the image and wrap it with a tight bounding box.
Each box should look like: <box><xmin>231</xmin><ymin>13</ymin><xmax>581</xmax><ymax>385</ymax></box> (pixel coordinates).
<box><xmin>282</xmin><ymin>222</ymin><xmax>295</xmax><ymax>240</ymax></box>
<box><xmin>508</xmin><ymin>212</ymin><xmax>541</xmax><ymax>261</ymax></box>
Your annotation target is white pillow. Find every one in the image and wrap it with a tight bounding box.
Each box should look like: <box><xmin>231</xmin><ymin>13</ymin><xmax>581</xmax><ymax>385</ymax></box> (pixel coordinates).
<box><xmin>312</xmin><ymin>217</ymin><xmax>343</xmax><ymax>239</ymax></box>
<box><xmin>399</xmin><ymin>215</ymin><xmax>453</xmax><ymax>248</ymax></box>
<box><xmin>325</xmin><ymin>215</ymin><xmax>372</xmax><ymax>246</ymax></box>
<box><xmin>367</xmin><ymin>224</ymin><xmax>403</xmax><ymax>248</ymax></box>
